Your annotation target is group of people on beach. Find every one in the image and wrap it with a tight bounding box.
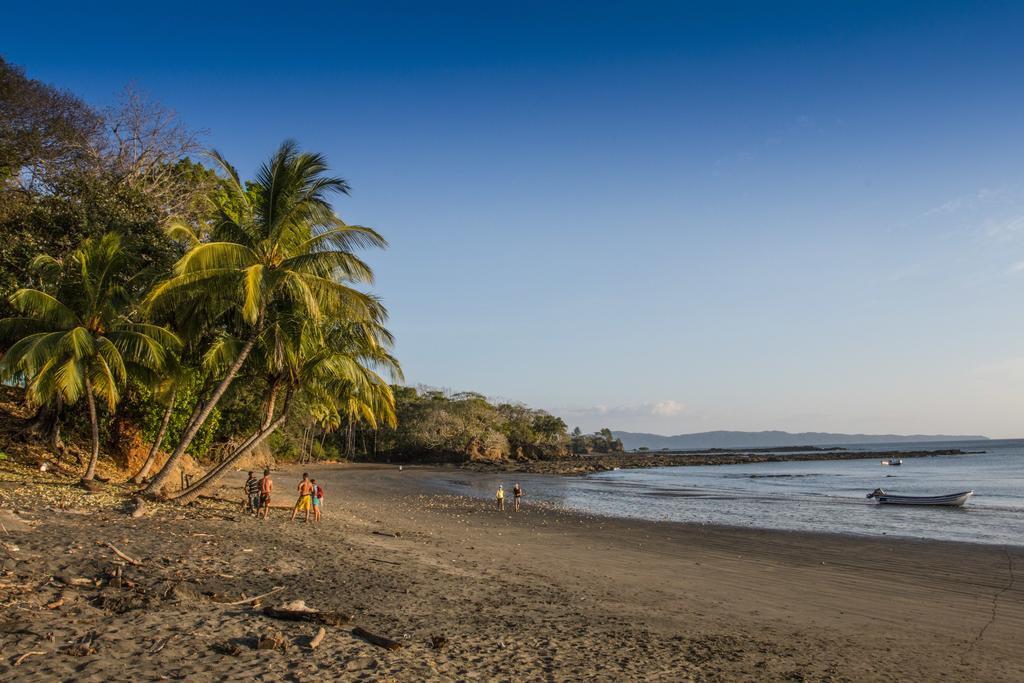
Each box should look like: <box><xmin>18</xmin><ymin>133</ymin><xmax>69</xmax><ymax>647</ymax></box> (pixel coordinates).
<box><xmin>495</xmin><ymin>482</ymin><xmax>524</xmax><ymax>511</ymax></box>
<box><xmin>244</xmin><ymin>470</ymin><xmax>325</xmax><ymax>522</ymax></box>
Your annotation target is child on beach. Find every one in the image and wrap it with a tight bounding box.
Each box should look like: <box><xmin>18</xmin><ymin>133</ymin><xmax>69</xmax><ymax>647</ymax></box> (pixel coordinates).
<box><xmin>311</xmin><ymin>478</ymin><xmax>323</xmax><ymax>522</ymax></box>
<box><xmin>291</xmin><ymin>472</ymin><xmax>315</xmax><ymax>523</ymax></box>
<box><xmin>513</xmin><ymin>482</ymin><xmax>523</xmax><ymax>512</ymax></box>
<box><xmin>258</xmin><ymin>469</ymin><xmax>273</xmax><ymax>520</ymax></box>
<box><xmin>496</xmin><ymin>484</ymin><xmax>505</xmax><ymax>511</ymax></box>
<box><xmin>244</xmin><ymin>471</ymin><xmax>260</xmax><ymax>515</ymax></box>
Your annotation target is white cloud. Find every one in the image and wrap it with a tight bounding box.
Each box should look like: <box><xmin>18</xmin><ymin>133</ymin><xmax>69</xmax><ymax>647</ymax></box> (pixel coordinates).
<box><xmin>651</xmin><ymin>399</ymin><xmax>686</xmax><ymax>416</ymax></box>
<box><xmin>985</xmin><ymin>214</ymin><xmax>1024</xmax><ymax>242</ymax></box>
<box><xmin>1009</xmin><ymin>261</ymin><xmax>1024</xmax><ymax>274</ymax></box>
<box><xmin>921</xmin><ymin>186</ymin><xmax>1006</xmax><ymax>219</ymax></box>
<box><xmin>560</xmin><ymin>400</ymin><xmax>688</xmax><ymax>420</ymax></box>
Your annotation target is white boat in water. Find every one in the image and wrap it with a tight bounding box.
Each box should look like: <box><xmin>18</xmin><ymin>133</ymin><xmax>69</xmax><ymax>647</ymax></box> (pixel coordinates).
<box><xmin>880</xmin><ymin>459</ymin><xmax>903</xmax><ymax>466</ymax></box>
<box><xmin>866</xmin><ymin>488</ymin><xmax>974</xmax><ymax>507</ymax></box>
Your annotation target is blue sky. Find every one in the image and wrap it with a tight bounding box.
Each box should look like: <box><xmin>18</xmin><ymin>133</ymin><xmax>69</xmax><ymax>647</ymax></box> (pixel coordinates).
<box><xmin>4</xmin><ymin>2</ymin><xmax>1024</xmax><ymax>436</ymax></box>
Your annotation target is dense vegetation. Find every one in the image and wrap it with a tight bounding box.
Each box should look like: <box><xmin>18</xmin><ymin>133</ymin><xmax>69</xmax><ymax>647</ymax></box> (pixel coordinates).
<box><xmin>0</xmin><ymin>57</ymin><xmax>618</xmax><ymax>496</ymax></box>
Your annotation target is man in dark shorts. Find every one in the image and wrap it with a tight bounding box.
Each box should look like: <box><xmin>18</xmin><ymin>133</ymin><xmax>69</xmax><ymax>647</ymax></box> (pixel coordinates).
<box><xmin>258</xmin><ymin>469</ymin><xmax>273</xmax><ymax>520</ymax></box>
<box><xmin>513</xmin><ymin>482</ymin><xmax>523</xmax><ymax>511</ymax></box>
<box><xmin>244</xmin><ymin>471</ymin><xmax>261</xmax><ymax>515</ymax></box>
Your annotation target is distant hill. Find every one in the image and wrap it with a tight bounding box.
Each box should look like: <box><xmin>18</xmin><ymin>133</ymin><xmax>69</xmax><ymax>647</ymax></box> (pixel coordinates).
<box><xmin>612</xmin><ymin>430</ymin><xmax>989</xmax><ymax>451</ymax></box>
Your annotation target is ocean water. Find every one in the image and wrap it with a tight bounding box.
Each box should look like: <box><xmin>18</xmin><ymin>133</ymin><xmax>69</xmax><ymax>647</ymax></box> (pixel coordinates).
<box><xmin>425</xmin><ymin>440</ymin><xmax>1024</xmax><ymax>546</ymax></box>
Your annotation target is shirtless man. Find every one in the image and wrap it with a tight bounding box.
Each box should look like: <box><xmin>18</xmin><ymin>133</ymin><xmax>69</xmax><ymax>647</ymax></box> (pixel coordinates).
<box><xmin>290</xmin><ymin>472</ymin><xmax>315</xmax><ymax>523</ymax></box>
<box><xmin>258</xmin><ymin>469</ymin><xmax>273</xmax><ymax>520</ymax></box>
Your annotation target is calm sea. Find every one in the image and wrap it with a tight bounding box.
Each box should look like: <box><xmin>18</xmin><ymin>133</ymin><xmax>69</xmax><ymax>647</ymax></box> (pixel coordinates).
<box><xmin>424</xmin><ymin>439</ymin><xmax>1024</xmax><ymax>546</ymax></box>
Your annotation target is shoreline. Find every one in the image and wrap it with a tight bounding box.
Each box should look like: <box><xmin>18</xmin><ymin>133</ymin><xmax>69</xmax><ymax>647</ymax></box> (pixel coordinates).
<box><xmin>320</xmin><ymin>462</ymin><xmax>1024</xmax><ymax>550</ymax></box>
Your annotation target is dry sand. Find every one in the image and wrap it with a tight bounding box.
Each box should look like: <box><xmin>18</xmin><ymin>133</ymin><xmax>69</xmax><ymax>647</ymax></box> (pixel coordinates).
<box><xmin>0</xmin><ymin>462</ymin><xmax>1021</xmax><ymax>681</ymax></box>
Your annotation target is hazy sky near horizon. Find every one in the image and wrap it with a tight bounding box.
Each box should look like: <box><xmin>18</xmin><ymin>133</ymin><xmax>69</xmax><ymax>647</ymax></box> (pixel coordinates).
<box><xmin>4</xmin><ymin>2</ymin><xmax>1024</xmax><ymax>437</ymax></box>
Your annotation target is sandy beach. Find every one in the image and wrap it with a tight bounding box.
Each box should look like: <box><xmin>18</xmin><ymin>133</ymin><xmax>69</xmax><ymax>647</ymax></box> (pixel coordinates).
<box><xmin>0</xmin><ymin>462</ymin><xmax>1021</xmax><ymax>682</ymax></box>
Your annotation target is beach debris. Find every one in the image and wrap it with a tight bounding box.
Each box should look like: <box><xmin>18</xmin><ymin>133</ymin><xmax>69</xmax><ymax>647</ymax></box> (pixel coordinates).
<box><xmin>61</xmin><ymin>576</ymin><xmax>95</xmax><ymax>587</ymax></box>
<box><xmin>99</xmin><ymin>541</ymin><xmax>142</xmax><ymax>566</ymax></box>
<box><xmin>372</xmin><ymin>530</ymin><xmax>401</xmax><ymax>538</ymax></box>
<box><xmin>309</xmin><ymin>626</ymin><xmax>326</xmax><ymax>650</ymax></box>
<box><xmin>429</xmin><ymin>634</ymin><xmax>448</xmax><ymax>650</ymax></box>
<box><xmin>149</xmin><ymin>634</ymin><xmax>178</xmax><ymax>655</ymax></box>
<box><xmin>13</xmin><ymin>650</ymin><xmax>46</xmax><ymax>667</ymax></box>
<box><xmin>256</xmin><ymin>629</ymin><xmax>286</xmax><ymax>651</ymax></box>
<box><xmin>263</xmin><ymin>603</ymin><xmax>351</xmax><ymax>626</ymax></box>
<box><xmin>45</xmin><ymin>596</ymin><xmax>64</xmax><ymax>610</ymax></box>
<box><xmin>216</xmin><ymin>585</ymin><xmax>284</xmax><ymax>606</ymax></box>
<box><xmin>352</xmin><ymin>626</ymin><xmax>402</xmax><ymax>651</ymax></box>
<box><xmin>64</xmin><ymin>631</ymin><xmax>98</xmax><ymax>657</ymax></box>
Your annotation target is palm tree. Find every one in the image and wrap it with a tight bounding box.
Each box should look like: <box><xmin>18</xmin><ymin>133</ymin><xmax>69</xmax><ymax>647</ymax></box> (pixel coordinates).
<box><xmin>142</xmin><ymin>140</ymin><xmax>386</xmax><ymax>495</ymax></box>
<box><xmin>0</xmin><ymin>234</ymin><xmax>178</xmax><ymax>480</ymax></box>
<box><xmin>167</xmin><ymin>315</ymin><xmax>400</xmax><ymax>505</ymax></box>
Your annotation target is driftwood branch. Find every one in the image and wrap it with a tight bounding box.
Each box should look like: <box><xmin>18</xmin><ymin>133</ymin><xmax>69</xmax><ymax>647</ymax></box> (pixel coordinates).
<box><xmin>218</xmin><ymin>586</ymin><xmax>284</xmax><ymax>606</ymax></box>
<box><xmin>101</xmin><ymin>542</ymin><xmax>142</xmax><ymax>566</ymax></box>
<box><xmin>262</xmin><ymin>605</ymin><xmax>350</xmax><ymax>626</ymax></box>
<box><xmin>352</xmin><ymin>626</ymin><xmax>402</xmax><ymax>650</ymax></box>
<box><xmin>309</xmin><ymin>627</ymin><xmax>326</xmax><ymax>649</ymax></box>
<box><xmin>14</xmin><ymin>651</ymin><xmax>46</xmax><ymax>666</ymax></box>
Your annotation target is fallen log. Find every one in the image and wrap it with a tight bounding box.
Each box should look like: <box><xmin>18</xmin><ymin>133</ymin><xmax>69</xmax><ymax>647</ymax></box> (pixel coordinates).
<box><xmin>372</xmin><ymin>531</ymin><xmax>401</xmax><ymax>538</ymax></box>
<box><xmin>262</xmin><ymin>605</ymin><xmax>350</xmax><ymax>626</ymax></box>
<box><xmin>352</xmin><ymin>626</ymin><xmax>402</xmax><ymax>651</ymax></box>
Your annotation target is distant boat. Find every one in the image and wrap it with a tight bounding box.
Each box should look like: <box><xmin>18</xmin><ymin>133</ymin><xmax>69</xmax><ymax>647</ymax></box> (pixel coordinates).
<box><xmin>880</xmin><ymin>459</ymin><xmax>903</xmax><ymax>466</ymax></box>
<box><xmin>866</xmin><ymin>488</ymin><xmax>974</xmax><ymax>507</ymax></box>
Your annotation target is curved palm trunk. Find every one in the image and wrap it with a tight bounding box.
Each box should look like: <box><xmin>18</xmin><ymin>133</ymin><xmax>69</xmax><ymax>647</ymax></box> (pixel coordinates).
<box><xmin>169</xmin><ymin>393</ymin><xmax>291</xmax><ymax>506</ymax></box>
<box><xmin>131</xmin><ymin>388</ymin><xmax>176</xmax><ymax>484</ymax></box>
<box><xmin>82</xmin><ymin>379</ymin><xmax>100</xmax><ymax>481</ymax></box>
<box><xmin>144</xmin><ymin>333</ymin><xmax>259</xmax><ymax>496</ymax></box>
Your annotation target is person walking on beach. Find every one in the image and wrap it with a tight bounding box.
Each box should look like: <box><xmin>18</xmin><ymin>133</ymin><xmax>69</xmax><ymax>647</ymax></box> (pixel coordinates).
<box><xmin>513</xmin><ymin>482</ymin><xmax>523</xmax><ymax>512</ymax></box>
<box><xmin>291</xmin><ymin>472</ymin><xmax>315</xmax><ymax>522</ymax></box>
<box><xmin>496</xmin><ymin>484</ymin><xmax>505</xmax><ymax>511</ymax></box>
<box><xmin>258</xmin><ymin>469</ymin><xmax>273</xmax><ymax>520</ymax></box>
<box><xmin>311</xmin><ymin>478</ymin><xmax>323</xmax><ymax>522</ymax></box>
<box><xmin>244</xmin><ymin>471</ymin><xmax>261</xmax><ymax>515</ymax></box>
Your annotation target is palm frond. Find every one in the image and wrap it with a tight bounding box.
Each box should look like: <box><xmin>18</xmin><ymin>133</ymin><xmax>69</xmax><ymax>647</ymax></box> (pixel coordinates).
<box><xmin>7</xmin><ymin>289</ymin><xmax>79</xmax><ymax>328</ymax></box>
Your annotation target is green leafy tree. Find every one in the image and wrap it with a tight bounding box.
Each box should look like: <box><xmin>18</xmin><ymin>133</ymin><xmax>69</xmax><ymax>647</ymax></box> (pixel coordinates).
<box><xmin>143</xmin><ymin>140</ymin><xmax>387</xmax><ymax>496</ymax></box>
<box><xmin>0</xmin><ymin>233</ymin><xmax>178</xmax><ymax>480</ymax></box>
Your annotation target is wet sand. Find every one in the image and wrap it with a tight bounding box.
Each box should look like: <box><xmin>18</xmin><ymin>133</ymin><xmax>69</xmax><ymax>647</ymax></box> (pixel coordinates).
<box><xmin>0</xmin><ymin>462</ymin><xmax>1021</xmax><ymax>681</ymax></box>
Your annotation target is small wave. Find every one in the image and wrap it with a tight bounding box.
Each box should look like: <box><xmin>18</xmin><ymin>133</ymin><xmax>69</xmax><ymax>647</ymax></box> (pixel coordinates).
<box><xmin>745</xmin><ymin>473</ymin><xmax>816</xmax><ymax>479</ymax></box>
